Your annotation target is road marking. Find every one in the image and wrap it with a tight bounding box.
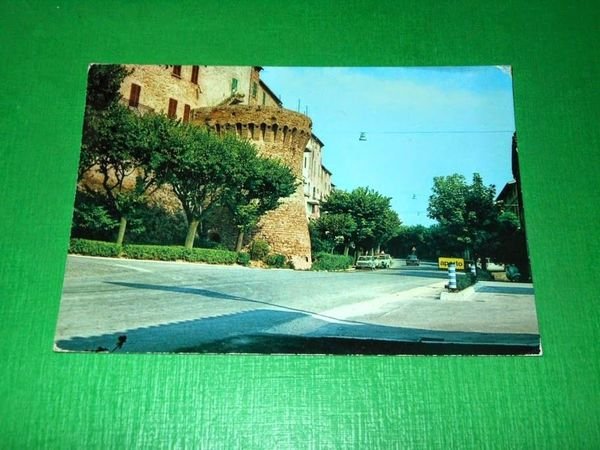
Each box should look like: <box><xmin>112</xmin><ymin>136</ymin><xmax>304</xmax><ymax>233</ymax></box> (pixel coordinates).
<box><xmin>268</xmin><ymin>281</ymin><xmax>446</xmax><ymax>335</ymax></box>
<box><xmin>112</xmin><ymin>264</ymin><xmax>152</xmax><ymax>273</ymax></box>
<box><xmin>317</xmin><ymin>281</ymin><xmax>446</xmax><ymax>321</ymax></box>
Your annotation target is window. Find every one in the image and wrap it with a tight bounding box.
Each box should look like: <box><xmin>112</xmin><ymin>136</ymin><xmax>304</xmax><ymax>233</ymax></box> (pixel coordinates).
<box><xmin>128</xmin><ymin>83</ymin><xmax>141</xmax><ymax>107</ymax></box>
<box><xmin>183</xmin><ymin>104</ymin><xmax>191</xmax><ymax>123</ymax></box>
<box><xmin>251</xmin><ymin>82</ymin><xmax>258</xmax><ymax>98</ymax></box>
<box><xmin>168</xmin><ymin>98</ymin><xmax>177</xmax><ymax>118</ymax></box>
<box><xmin>231</xmin><ymin>78</ymin><xmax>238</xmax><ymax>93</ymax></box>
<box><xmin>191</xmin><ymin>65</ymin><xmax>199</xmax><ymax>84</ymax></box>
<box><xmin>172</xmin><ymin>65</ymin><xmax>182</xmax><ymax>78</ymax></box>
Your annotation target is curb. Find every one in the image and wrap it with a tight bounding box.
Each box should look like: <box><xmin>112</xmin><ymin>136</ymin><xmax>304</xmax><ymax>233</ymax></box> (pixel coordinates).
<box><xmin>439</xmin><ymin>284</ymin><xmax>477</xmax><ymax>301</ymax></box>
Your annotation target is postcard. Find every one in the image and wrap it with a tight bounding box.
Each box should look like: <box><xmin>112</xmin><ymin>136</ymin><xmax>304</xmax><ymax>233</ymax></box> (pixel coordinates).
<box><xmin>54</xmin><ymin>65</ymin><xmax>540</xmax><ymax>355</ymax></box>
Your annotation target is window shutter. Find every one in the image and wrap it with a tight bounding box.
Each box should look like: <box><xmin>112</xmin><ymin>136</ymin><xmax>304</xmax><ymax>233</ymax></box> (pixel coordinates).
<box><xmin>191</xmin><ymin>65</ymin><xmax>199</xmax><ymax>84</ymax></box>
<box><xmin>183</xmin><ymin>104</ymin><xmax>191</xmax><ymax>123</ymax></box>
<box><xmin>129</xmin><ymin>83</ymin><xmax>141</xmax><ymax>107</ymax></box>
<box><xmin>168</xmin><ymin>98</ymin><xmax>178</xmax><ymax>118</ymax></box>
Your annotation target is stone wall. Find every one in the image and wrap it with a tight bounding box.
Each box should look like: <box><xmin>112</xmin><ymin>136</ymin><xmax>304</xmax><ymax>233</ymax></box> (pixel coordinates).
<box><xmin>192</xmin><ymin>105</ymin><xmax>313</xmax><ymax>269</ymax></box>
<box><xmin>120</xmin><ymin>65</ymin><xmax>202</xmax><ymax>119</ymax></box>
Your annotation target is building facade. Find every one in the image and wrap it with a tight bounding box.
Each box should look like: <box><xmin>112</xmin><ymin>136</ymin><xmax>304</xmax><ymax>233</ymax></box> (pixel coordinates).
<box><xmin>113</xmin><ymin>64</ymin><xmax>330</xmax><ymax>268</ymax></box>
<box><xmin>302</xmin><ymin>134</ymin><xmax>333</xmax><ymax>219</ymax></box>
<box><xmin>119</xmin><ymin>65</ymin><xmax>282</xmax><ymax>121</ymax></box>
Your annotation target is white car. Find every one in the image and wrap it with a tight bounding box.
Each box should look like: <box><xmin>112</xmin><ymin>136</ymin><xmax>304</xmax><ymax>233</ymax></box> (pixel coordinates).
<box><xmin>355</xmin><ymin>255</ymin><xmax>377</xmax><ymax>270</ymax></box>
<box><xmin>375</xmin><ymin>254</ymin><xmax>393</xmax><ymax>268</ymax></box>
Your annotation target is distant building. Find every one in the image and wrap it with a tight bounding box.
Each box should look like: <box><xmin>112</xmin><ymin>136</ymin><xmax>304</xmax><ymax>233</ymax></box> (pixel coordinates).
<box><xmin>303</xmin><ymin>134</ymin><xmax>333</xmax><ymax>219</ymax></box>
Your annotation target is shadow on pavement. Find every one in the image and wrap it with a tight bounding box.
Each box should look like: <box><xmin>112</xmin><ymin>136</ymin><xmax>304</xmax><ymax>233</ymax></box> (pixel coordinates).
<box><xmin>55</xmin><ymin>306</ymin><xmax>541</xmax><ymax>356</ymax></box>
<box><xmin>376</xmin><ymin>268</ymin><xmax>448</xmax><ymax>279</ymax></box>
<box><xmin>104</xmin><ymin>281</ymin><xmax>373</xmax><ymax>327</ymax></box>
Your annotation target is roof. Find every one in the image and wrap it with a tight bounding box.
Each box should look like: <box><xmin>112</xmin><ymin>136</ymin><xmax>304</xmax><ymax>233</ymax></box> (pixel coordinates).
<box><xmin>311</xmin><ymin>133</ymin><xmax>325</xmax><ymax>147</ymax></box>
<box><xmin>258</xmin><ymin>79</ymin><xmax>282</xmax><ymax>107</ymax></box>
<box><xmin>496</xmin><ymin>180</ymin><xmax>517</xmax><ymax>202</ymax></box>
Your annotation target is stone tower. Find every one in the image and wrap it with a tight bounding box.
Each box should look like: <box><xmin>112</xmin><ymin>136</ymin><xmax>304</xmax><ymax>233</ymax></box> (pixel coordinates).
<box><xmin>192</xmin><ymin>105</ymin><xmax>313</xmax><ymax>269</ymax></box>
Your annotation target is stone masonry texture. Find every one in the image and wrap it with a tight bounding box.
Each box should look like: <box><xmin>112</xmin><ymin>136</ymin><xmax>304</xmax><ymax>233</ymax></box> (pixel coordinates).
<box><xmin>192</xmin><ymin>105</ymin><xmax>313</xmax><ymax>269</ymax></box>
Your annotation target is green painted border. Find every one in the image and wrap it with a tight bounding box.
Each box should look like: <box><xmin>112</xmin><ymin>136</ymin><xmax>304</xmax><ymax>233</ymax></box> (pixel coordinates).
<box><xmin>1</xmin><ymin>1</ymin><xmax>598</xmax><ymax>447</ymax></box>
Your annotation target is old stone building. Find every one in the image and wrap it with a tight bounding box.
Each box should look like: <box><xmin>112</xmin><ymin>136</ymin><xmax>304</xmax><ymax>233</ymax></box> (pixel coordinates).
<box><xmin>303</xmin><ymin>134</ymin><xmax>333</xmax><ymax>219</ymax></box>
<box><xmin>119</xmin><ymin>65</ymin><xmax>282</xmax><ymax>120</ymax></box>
<box><xmin>193</xmin><ymin>105</ymin><xmax>313</xmax><ymax>268</ymax></box>
<box><xmin>114</xmin><ymin>65</ymin><xmax>329</xmax><ymax>269</ymax></box>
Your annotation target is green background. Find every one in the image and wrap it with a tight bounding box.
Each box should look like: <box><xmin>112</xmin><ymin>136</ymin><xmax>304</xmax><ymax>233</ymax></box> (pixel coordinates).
<box><xmin>1</xmin><ymin>1</ymin><xmax>598</xmax><ymax>448</ymax></box>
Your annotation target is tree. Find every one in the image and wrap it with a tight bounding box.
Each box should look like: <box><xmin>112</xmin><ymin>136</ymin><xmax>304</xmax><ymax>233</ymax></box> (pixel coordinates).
<box><xmin>311</xmin><ymin>213</ymin><xmax>357</xmax><ymax>255</ymax></box>
<box><xmin>153</xmin><ymin>124</ymin><xmax>235</xmax><ymax>248</ymax></box>
<box><xmin>373</xmin><ymin>208</ymin><xmax>402</xmax><ymax>253</ymax></box>
<box><xmin>321</xmin><ymin>187</ymin><xmax>401</xmax><ymax>255</ymax></box>
<box><xmin>427</xmin><ymin>173</ymin><xmax>500</xmax><ymax>258</ymax></box>
<box><xmin>218</xmin><ymin>134</ymin><xmax>297</xmax><ymax>251</ymax></box>
<box><xmin>81</xmin><ymin>103</ymin><xmax>158</xmax><ymax>245</ymax></box>
<box><xmin>79</xmin><ymin>64</ymin><xmax>132</xmax><ymax>180</ymax></box>
<box><xmin>77</xmin><ymin>64</ymin><xmax>167</xmax><ymax>245</ymax></box>
<box><xmin>388</xmin><ymin>224</ymin><xmax>430</xmax><ymax>258</ymax></box>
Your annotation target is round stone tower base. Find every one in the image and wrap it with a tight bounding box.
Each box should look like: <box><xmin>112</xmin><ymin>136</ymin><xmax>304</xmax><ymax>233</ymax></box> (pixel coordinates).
<box><xmin>192</xmin><ymin>105</ymin><xmax>313</xmax><ymax>269</ymax></box>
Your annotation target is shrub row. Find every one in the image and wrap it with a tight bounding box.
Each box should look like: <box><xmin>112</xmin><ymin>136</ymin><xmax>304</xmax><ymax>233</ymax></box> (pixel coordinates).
<box><xmin>69</xmin><ymin>239</ymin><xmax>122</xmax><ymax>257</ymax></box>
<box><xmin>69</xmin><ymin>239</ymin><xmax>246</xmax><ymax>266</ymax></box>
<box><xmin>311</xmin><ymin>252</ymin><xmax>354</xmax><ymax>271</ymax></box>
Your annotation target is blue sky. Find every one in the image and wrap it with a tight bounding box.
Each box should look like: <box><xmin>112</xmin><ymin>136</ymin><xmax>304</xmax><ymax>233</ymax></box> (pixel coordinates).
<box><xmin>260</xmin><ymin>66</ymin><xmax>516</xmax><ymax>226</ymax></box>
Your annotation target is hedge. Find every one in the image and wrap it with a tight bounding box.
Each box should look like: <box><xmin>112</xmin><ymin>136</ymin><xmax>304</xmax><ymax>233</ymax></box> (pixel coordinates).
<box><xmin>69</xmin><ymin>239</ymin><xmax>122</xmax><ymax>257</ymax></box>
<box><xmin>69</xmin><ymin>239</ymin><xmax>242</xmax><ymax>265</ymax></box>
<box><xmin>311</xmin><ymin>252</ymin><xmax>354</xmax><ymax>271</ymax></box>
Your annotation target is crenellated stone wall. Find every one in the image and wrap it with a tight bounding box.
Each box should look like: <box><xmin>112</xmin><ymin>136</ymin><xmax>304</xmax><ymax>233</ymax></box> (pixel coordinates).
<box><xmin>192</xmin><ymin>105</ymin><xmax>313</xmax><ymax>269</ymax></box>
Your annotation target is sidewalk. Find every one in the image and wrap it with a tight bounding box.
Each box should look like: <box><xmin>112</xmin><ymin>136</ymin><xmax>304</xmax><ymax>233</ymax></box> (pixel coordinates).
<box><xmin>339</xmin><ymin>281</ymin><xmax>538</xmax><ymax>336</ymax></box>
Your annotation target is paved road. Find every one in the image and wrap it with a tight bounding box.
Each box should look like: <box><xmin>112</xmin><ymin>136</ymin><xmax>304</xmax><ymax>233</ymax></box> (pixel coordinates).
<box><xmin>55</xmin><ymin>255</ymin><xmax>539</xmax><ymax>354</ymax></box>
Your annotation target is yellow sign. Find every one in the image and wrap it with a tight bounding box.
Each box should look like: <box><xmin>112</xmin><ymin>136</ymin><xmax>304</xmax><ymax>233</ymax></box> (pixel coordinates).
<box><xmin>438</xmin><ymin>257</ymin><xmax>465</xmax><ymax>270</ymax></box>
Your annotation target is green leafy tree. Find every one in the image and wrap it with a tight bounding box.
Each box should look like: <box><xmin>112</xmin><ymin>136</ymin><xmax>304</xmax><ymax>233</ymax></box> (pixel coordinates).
<box><xmin>222</xmin><ymin>135</ymin><xmax>297</xmax><ymax>251</ymax></box>
<box><xmin>79</xmin><ymin>64</ymin><xmax>132</xmax><ymax>180</ymax></box>
<box><xmin>321</xmin><ymin>187</ymin><xmax>400</xmax><ymax>254</ymax></box>
<box><xmin>373</xmin><ymin>208</ymin><xmax>402</xmax><ymax>253</ymax></box>
<box><xmin>427</xmin><ymin>173</ymin><xmax>500</xmax><ymax>258</ymax></box>
<box><xmin>388</xmin><ymin>224</ymin><xmax>430</xmax><ymax>258</ymax></box>
<box><xmin>153</xmin><ymin>124</ymin><xmax>235</xmax><ymax>248</ymax></box>
<box><xmin>78</xmin><ymin>64</ymin><xmax>169</xmax><ymax>245</ymax></box>
<box><xmin>81</xmin><ymin>103</ymin><xmax>157</xmax><ymax>245</ymax></box>
<box><xmin>311</xmin><ymin>213</ymin><xmax>357</xmax><ymax>255</ymax></box>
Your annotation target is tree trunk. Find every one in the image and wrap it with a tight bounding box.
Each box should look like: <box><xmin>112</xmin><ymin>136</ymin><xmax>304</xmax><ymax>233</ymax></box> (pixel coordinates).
<box><xmin>235</xmin><ymin>230</ymin><xmax>244</xmax><ymax>252</ymax></box>
<box><xmin>343</xmin><ymin>245</ymin><xmax>350</xmax><ymax>256</ymax></box>
<box><xmin>185</xmin><ymin>219</ymin><xmax>200</xmax><ymax>249</ymax></box>
<box><xmin>376</xmin><ymin>243</ymin><xmax>381</xmax><ymax>254</ymax></box>
<box><xmin>116</xmin><ymin>216</ymin><xmax>127</xmax><ymax>246</ymax></box>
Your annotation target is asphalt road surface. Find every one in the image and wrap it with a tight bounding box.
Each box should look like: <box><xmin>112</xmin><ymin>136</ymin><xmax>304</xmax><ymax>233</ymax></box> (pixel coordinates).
<box><xmin>55</xmin><ymin>255</ymin><xmax>539</xmax><ymax>355</ymax></box>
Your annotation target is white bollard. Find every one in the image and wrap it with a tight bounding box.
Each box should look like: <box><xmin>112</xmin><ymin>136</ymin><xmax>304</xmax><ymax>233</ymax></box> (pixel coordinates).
<box><xmin>448</xmin><ymin>263</ymin><xmax>457</xmax><ymax>291</ymax></box>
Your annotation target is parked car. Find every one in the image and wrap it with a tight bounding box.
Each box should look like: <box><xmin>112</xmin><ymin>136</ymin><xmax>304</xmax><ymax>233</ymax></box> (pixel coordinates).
<box><xmin>505</xmin><ymin>264</ymin><xmax>521</xmax><ymax>282</ymax></box>
<box><xmin>485</xmin><ymin>258</ymin><xmax>505</xmax><ymax>272</ymax></box>
<box><xmin>355</xmin><ymin>255</ymin><xmax>377</xmax><ymax>270</ymax></box>
<box><xmin>406</xmin><ymin>254</ymin><xmax>420</xmax><ymax>266</ymax></box>
<box><xmin>375</xmin><ymin>254</ymin><xmax>393</xmax><ymax>268</ymax></box>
